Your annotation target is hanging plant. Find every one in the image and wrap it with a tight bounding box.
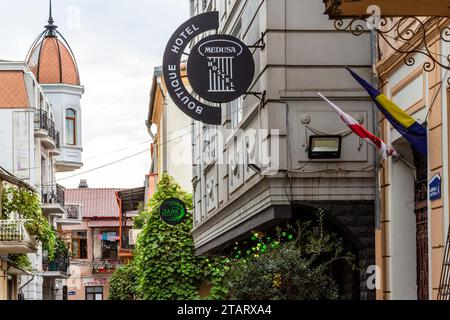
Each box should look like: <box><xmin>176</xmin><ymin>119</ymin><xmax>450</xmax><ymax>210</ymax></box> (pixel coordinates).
<box><xmin>8</xmin><ymin>254</ymin><xmax>32</xmax><ymax>271</ymax></box>
<box><xmin>1</xmin><ymin>187</ymin><xmax>57</xmax><ymax>260</ymax></box>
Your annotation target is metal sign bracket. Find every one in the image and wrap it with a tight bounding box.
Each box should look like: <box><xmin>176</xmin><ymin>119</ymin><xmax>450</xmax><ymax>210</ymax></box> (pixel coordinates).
<box><xmin>247</xmin><ymin>33</ymin><xmax>266</xmax><ymax>50</ymax></box>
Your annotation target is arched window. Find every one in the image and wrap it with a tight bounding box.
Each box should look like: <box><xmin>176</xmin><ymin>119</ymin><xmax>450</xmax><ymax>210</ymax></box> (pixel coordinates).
<box><xmin>65</xmin><ymin>109</ymin><xmax>76</xmax><ymax>145</ymax></box>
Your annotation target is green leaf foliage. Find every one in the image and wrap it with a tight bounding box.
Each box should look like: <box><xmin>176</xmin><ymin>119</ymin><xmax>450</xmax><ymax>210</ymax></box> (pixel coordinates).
<box><xmin>2</xmin><ymin>187</ymin><xmax>57</xmax><ymax>260</ymax></box>
<box><xmin>109</xmin><ymin>263</ymin><xmax>138</xmax><ymax>300</ymax></box>
<box><xmin>224</xmin><ymin>216</ymin><xmax>355</xmax><ymax>300</ymax></box>
<box><xmin>8</xmin><ymin>253</ymin><xmax>32</xmax><ymax>271</ymax></box>
<box><xmin>109</xmin><ymin>173</ymin><xmax>227</xmax><ymax>300</ymax></box>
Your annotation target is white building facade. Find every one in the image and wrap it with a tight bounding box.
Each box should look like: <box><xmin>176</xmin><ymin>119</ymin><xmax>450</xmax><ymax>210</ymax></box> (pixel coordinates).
<box><xmin>0</xmin><ymin>5</ymin><xmax>84</xmax><ymax>300</ymax></box>
<box><xmin>190</xmin><ymin>0</ymin><xmax>377</xmax><ymax>299</ymax></box>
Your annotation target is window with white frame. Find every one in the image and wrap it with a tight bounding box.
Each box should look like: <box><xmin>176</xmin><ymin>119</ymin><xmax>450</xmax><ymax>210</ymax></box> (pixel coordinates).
<box><xmin>65</xmin><ymin>108</ymin><xmax>76</xmax><ymax>145</ymax></box>
<box><xmin>230</xmin><ymin>97</ymin><xmax>243</xmax><ymax>129</ymax></box>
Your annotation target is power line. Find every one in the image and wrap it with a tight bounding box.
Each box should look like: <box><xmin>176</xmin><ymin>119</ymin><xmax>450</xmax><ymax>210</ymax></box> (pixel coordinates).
<box><xmin>83</xmin><ymin>123</ymin><xmax>193</xmax><ymax>161</ymax></box>
<box><xmin>36</xmin><ymin>129</ymin><xmax>195</xmax><ymax>187</ymax></box>
<box><xmin>7</xmin><ymin>123</ymin><xmax>195</xmax><ymax>174</ymax></box>
<box><xmin>55</xmin><ymin>148</ymin><xmax>151</xmax><ymax>183</ymax></box>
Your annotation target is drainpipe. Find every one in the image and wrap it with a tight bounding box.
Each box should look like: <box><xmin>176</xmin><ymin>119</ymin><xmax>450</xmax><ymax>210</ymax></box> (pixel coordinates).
<box><xmin>18</xmin><ymin>273</ymin><xmax>35</xmax><ymax>300</ymax></box>
<box><xmin>371</xmin><ymin>29</ymin><xmax>382</xmax><ymax>298</ymax></box>
<box><xmin>115</xmin><ymin>192</ymin><xmax>123</xmax><ymax>256</ymax></box>
<box><xmin>371</xmin><ymin>31</ymin><xmax>381</xmax><ymax>233</ymax></box>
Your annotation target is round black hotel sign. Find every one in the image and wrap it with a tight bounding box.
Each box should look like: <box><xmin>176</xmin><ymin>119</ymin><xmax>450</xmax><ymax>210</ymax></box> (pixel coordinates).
<box><xmin>163</xmin><ymin>11</ymin><xmax>255</xmax><ymax>125</ymax></box>
<box><xmin>188</xmin><ymin>35</ymin><xmax>254</xmax><ymax>104</ymax></box>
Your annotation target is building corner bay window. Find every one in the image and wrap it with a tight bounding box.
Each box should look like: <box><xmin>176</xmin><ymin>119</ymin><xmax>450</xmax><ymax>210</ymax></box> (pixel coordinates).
<box><xmin>65</xmin><ymin>109</ymin><xmax>76</xmax><ymax>146</ymax></box>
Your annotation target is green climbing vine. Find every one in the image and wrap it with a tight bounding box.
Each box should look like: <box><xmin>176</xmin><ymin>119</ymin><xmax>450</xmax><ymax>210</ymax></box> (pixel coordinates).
<box><xmin>224</xmin><ymin>216</ymin><xmax>356</xmax><ymax>300</ymax></box>
<box><xmin>108</xmin><ymin>263</ymin><xmax>138</xmax><ymax>300</ymax></box>
<box><xmin>8</xmin><ymin>253</ymin><xmax>32</xmax><ymax>271</ymax></box>
<box><xmin>1</xmin><ymin>187</ymin><xmax>57</xmax><ymax>260</ymax></box>
<box><xmin>109</xmin><ymin>173</ymin><xmax>228</xmax><ymax>300</ymax></box>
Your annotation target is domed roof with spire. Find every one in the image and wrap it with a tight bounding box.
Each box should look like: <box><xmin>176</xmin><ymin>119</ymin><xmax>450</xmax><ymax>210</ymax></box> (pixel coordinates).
<box><xmin>27</xmin><ymin>0</ymin><xmax>80</xmax><ymax>86</ymax></box>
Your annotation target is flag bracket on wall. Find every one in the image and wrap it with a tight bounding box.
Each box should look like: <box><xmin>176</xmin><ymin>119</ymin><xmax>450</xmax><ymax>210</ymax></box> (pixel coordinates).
<box><xmin>246</xmin><ymin>32</ymin><xmax>266</xmax><ymax>50</ymax></box>
<box><xmin>244</xmin><ymin>90</ymin><xmax>266</xmax><ymax>101</ymax></box>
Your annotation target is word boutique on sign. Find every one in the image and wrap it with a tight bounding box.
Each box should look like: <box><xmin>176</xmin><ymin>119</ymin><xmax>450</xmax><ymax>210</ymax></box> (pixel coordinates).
<box><xmin>163</xmin><ymin>11</ymin><xmax>255</xmax><ymax>125</ymax></box>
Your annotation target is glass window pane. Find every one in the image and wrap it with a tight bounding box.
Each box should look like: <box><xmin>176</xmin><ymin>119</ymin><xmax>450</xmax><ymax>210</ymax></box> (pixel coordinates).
<box><xmin>72</xmin><ymin>240</ymin><xmax>79</xmax><ymax>258</ymax></box>
<box><xmin>66</xmin><ymin>119</ymin><xmax>75</xmax><ymax>145</ymax></box>
<box><xmin>86</xmin><ymin>287</ymin><xmax>94</xmax><ymax>294</ymax></box>
<box><xmin>80</xmin><ymin>239</ymin><xmax>88</xmax><ymax>259</ymax></box>
<box><xmin>66</xmin><ymin>109</ymin><xmax>76</xmax><ymax>117</ymax></box>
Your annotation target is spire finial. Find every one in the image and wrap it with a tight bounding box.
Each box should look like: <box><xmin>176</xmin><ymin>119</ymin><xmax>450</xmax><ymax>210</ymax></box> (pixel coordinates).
<box><xmin>45</xmin><ymin>0</ymin><xmax>57</xmax><ymax>33</ymax></box>
<box><xmin>48</xmin><ymin>0</ymin><xmax>54</xmax><ymax>25</ymax></box>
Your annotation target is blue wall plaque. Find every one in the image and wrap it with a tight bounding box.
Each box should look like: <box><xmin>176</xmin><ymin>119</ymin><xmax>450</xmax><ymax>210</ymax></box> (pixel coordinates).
<box><xmin>429</xmin><ymin>174</ymin><xmax>441</xmax><ymax>201</ymax></box>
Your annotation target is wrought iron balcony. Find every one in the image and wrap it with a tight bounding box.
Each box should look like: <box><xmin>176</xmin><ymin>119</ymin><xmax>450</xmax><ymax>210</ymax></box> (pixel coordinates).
<box><xmin>42</xmin><ymin>184</ymin><xmax>66</xmax><ymax>215</ymax></box>
<box><xmin>42</xmin><ymin>248</ymin><xmax>70</xmax><ymax>277</ymax></box>
<box><xmin>42</xmin><ymin>184</ymin><xmax>65</xmax><ymax>206</ymax></box>
<box><xmin>43</xmin><ymin>257</ymin><xmax>70</xmax><ymax>275</ymax></box>
<box><xmin>34</xmin><ymin>109</ymin><xmax>61</xmax><ymax>150</ymax></box>
<box><xmin>0</xmin><ymin>219</ymin><xmax>38</xmax><ymax>254</ymax></box>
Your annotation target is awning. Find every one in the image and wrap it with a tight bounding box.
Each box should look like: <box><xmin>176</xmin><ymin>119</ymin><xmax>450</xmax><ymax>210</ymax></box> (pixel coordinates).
<box><xmin>88</xmin><ymin>220</ymin><xmax>134</xmax><ymax>228</ymax></box>
<box><xmin>117</xmin><ymin>187</ymin><xmax>146</xmax><ymax>213</ymax></box>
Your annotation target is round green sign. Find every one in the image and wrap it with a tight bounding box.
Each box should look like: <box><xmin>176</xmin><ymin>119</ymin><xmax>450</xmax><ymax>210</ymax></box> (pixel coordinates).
<box><xmin>159</xmin><ymin>198</ymin><xmax>187</xmax><ymax>225</ymax></box>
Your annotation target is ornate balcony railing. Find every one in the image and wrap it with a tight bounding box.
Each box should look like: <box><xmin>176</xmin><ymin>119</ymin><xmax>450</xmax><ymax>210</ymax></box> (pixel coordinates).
<box><xmin>0</xmin><ymin>220</ymin><xmax>27</xmax><ymax>242</ymax></box>
<box><xmin>42</xmin><ymin>184</ymin><xmax>65</xmax><ymax>207</ymax></box>
<box><xmin>34</xmin><ymin>109</ymin><xmax>61</xmax><ymax>148</ymax></box>
<box><xmin>0</xmin><ymin>219</ymin><xmax>38</xmax><ymax>253</ymax></box>
<box><xmin>43</xmin><ymin>251</ymin><xmax>70</xmax><ymax>274</ymax></box>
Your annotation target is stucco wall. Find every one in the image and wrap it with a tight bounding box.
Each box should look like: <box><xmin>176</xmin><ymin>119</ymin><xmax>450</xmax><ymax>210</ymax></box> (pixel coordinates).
<box><xmin>191</xmin><ymin>0</ymin><xmax>376</xmax><ymax>261</ymax></box>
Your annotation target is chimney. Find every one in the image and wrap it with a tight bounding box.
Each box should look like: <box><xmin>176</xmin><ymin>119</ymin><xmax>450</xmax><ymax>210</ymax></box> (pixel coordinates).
<box><xmin>79</xmin><ymin>179</ymin><xmax>88</xmax><ymax>189</ymax></box>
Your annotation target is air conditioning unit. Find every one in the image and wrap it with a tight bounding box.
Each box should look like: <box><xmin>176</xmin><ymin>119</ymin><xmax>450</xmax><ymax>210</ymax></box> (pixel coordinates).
<box><xmin>65</xmin><ymin>204</ymin><xmax>82</xmax><ymax>220</ymax></box>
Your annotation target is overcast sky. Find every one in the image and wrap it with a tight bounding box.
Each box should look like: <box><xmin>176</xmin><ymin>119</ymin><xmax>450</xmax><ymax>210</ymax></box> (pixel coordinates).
<box><xmin>0</xmin><ymin>0</ymin><xmax>189</xmax><ymax>189</ymax></box>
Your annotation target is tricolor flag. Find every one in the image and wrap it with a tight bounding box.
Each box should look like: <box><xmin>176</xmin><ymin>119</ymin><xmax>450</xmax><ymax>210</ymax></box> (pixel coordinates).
<box><xmin>346</xmin><ymin>67</ymin><xmax>427</xmax><ymax>157</ymax></box>
<box><xmin>318</xmin><ymin>93</ymin><xmax>398</xmax><ymax>160</ymax></box>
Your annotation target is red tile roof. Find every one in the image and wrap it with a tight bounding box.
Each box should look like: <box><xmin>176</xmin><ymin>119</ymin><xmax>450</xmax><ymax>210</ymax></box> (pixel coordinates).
<box><xmin>28</xmin><ymin>37</ymin><xmax>80</xmax><ymax>86</ymax></box>
<box><xmin>65</xmin><ymin>188</ymin><xmax>122</xmax><ymax>219</ymax></box>
<box><xmin>0</xmin><ymin>71</ymin><xmax>30</xmax><ymax>108</ymax></box>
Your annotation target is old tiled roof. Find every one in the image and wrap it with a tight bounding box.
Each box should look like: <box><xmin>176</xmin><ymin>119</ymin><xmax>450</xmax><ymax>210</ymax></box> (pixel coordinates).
<box><xmin>0</xmin><ymin>71</ymin><xmax>30</xmax><ymax>108</ymax></box>
<box><xmin>65</xmin><ymin>188</ymin><xmax>122</xmax><ymax>219</ymax></box>
<box><xmin>27</xmin><ymin>36</ymin><xmax>80</xmax><ymax>86</ymax></box>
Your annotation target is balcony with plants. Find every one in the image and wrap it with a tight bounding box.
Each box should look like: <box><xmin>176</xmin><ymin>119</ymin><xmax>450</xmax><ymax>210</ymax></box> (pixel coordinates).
<box><xmin>42</xmin><ymin>237</ymin><xmax>70</xmax><ymax>278</ymax></box>
<box><xmin>0</xmin><ymin>219</ymin><xmax>37</xmax><ymax>254</ymax></box>
<box><xmin>1</xmin><ymin>186</ymin><xmax>58</xmax><ymax>265</ymax></box>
